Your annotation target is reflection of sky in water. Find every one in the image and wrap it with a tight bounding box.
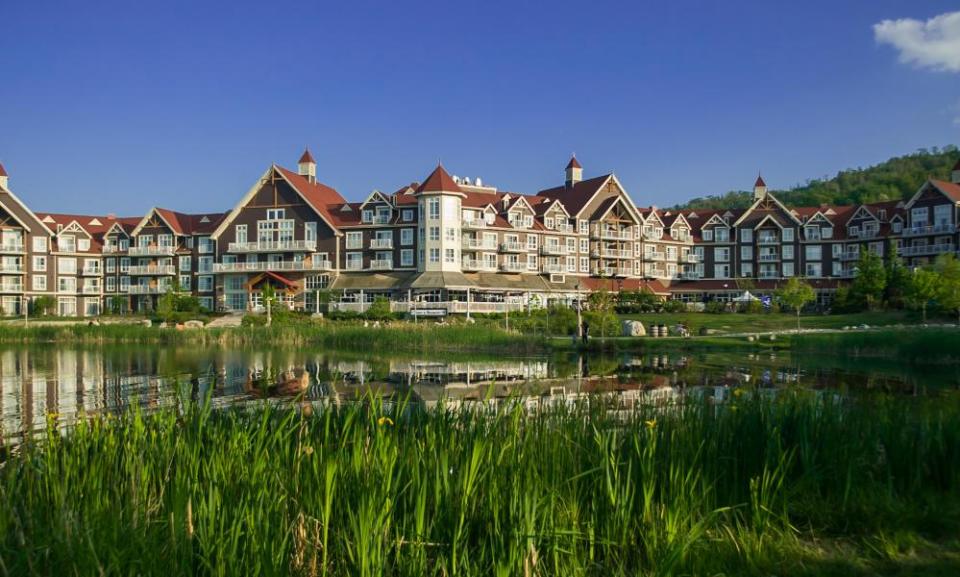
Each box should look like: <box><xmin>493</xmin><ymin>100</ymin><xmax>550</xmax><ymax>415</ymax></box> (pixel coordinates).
<box><xmin>0</xmin><ymin>345</ymin><xmax>954</xmax><ymax>441</ymax></box>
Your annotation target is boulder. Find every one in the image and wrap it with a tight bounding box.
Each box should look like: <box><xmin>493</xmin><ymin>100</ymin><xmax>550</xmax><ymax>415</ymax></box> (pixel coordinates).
<box><xmin>621</xmin><ymin>320</ymin><xmax>646</xmax><ymax>337</ymax></box>
<box><xmin>183</xmin><ymin>320</ymin><xmax>204</xmax><ymax>329</ymax></box>
<box><xmin>141</xmin><ymin>319</ymin><xmax>152</xmax><ymax>327</ymax></box>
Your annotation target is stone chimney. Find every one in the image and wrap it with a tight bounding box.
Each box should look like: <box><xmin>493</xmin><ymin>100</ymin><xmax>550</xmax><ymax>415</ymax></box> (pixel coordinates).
<box><xmin>298</xmin><ymin>148</ymin><xmax>317</xmax><ymax>183</ymax></box>
<box><xmin>565</xmin><ymin>155</ymin><xmax>582</xmax><ymax>187</ymax></box>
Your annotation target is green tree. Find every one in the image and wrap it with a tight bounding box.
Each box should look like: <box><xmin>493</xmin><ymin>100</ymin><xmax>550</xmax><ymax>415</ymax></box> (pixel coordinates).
<box><xmin>31</xmin><ymin>295</ymin><xmax>55</xmax><ymax>317</ymax></box>
<box><xmin>108</xmin><ymin>295</ymin><xmax>126</xmax><ymax>315</ymax></box>
<box><xmin>587</xmin><ymin>287</ymin><xmax>616</xmax><ymax>339</ymax></box>
<box><xmin>776</xmin><ymin>277</ymin><xmax>816</xmax><ymax>333</ymax></box>
<box><xmin>850</xmin><ymin>251</ymin><xmax>886</xmax><ymax>310</ymax></box>
<box><xmin>905</xmin><ymin>267</ymin><xmax>940</xmax><ymax>323</ymax></box>
<box><xmin>883</xmin><ymin>244</ymin><xmax>911</xmax><ymax>309</ymax></box>
<box><xmin>366</xmin><ymin>296</ymin><xmax>392</xmax><ymax>320</ymax></box>
<box><xmin>935</xmin><ymin>254</ymin><xmax>960</xmax><ymax>324</ymax></box>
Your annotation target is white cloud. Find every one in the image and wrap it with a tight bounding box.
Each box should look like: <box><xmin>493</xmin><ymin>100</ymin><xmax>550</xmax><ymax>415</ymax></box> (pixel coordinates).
<box><xmin>874</xmin><ymin>11</ymin><xmax>960</xmax><ymax>72</ymax></box>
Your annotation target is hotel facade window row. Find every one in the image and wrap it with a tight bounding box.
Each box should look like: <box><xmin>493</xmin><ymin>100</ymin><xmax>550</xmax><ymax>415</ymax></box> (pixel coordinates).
<box><xmin>0</xmin><ymin>152</ymin><xmax>957</xmax><ymax>316</ymax></box>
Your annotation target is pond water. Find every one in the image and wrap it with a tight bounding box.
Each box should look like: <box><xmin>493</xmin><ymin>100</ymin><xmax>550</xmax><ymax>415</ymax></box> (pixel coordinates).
<box><xmin>1</xmin><ymin>344</ymin><xmax>958</xmax><ymax>442</ymax></box>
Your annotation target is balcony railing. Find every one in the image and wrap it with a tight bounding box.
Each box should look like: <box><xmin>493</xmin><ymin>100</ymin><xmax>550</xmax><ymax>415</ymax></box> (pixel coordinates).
<box><xmin>128</xmin><ymin>245</ymin><xmax>176</xmax><ymax>256</ymax></box>
<box><xmin>499</xmin><ymin>242</ymin><xmax>527</xmax><ymax>253</ymax></box>
<box><xmin>127</xmin><ymin>285</ymin><xmax>170</xmax><ymax>295</ymax></box>
<box><xmin>369</xmin><ymin>260</ymin><xmax>393</xmax><ymax>270</ymax></box>
<box><xmin>758</xmin><ymin>253</ymin><xmax>779</xmax><ymax>262</ymax></box>
<box><xmin>840</xmin><ymin>251</ymin><xmax>861</xmax><ymax>261</ymax></box>
<box><xmin>369</xmin><ymin>239</ymin><xmax>393</xmax><ymax>250</ymax></box>
<box><xmin>82</xmin><ymin>285</ymin><xmax>101</xmax><ymax>294</ymax></box>
<box><xmin>227</xmin><ymin>240</ymin><xmax>316</xmax><ymax>253</ymax></box>
<box><xmin>542</xmin><ymin>263</ymin><xmax>565</xmax><ymax>274</ymax></box>
<box><xmin>462</xmin><ymin>220</ymin><xmax>487</xmax><ymax>229</ymax></box>
<box><xmin>903</xmin><ymin>223</ymin><xmax>956</xmax><ymax>237</ymax></box>
<box><xmin>900</xmin><ymin>243</ymin><xmax>955</xmax><ymax>257</ymax></box>
<box><xmin>462</xmin><ymin>238</ymin><xmax>497</xmax><ymax>250</ymax></box>
<box><xmin>102</xmin><ymin>246</ymin><xmax>125</xmax><ymax>254</ymax></box>
<box><xmin>683</xmin><ymin>254</ymin><xmax>700</xmax><ymax>263</ymax></box>
<box><xmin>757</xmin><ymin>237</ymin><xmax>779</xmax><ymax>245</ymax></box>
<box><xmin>461</xmin><ymin>259</ymin><xmax>497</xmax><ymax>272</ymax></box>
<box><xmin>500</xmin><ymin>262</ymin><xmax>526</xmax><ymax>273</ymax></box>
<box><xmin>552</xmin><ymin>223</ymin><xmax>574</xmax><ymax>233</ymax></box>
<box><xmin>594</xmin><ymin>266</ymin><xmax>631</xmax><ymax>277</ymax></box>
<box><xmin>592</xmin><ymin>229</ymin><xmax>632</xmax><ymax>241</ymax></box>
<box><xmin>127</xmin><ymin>265</ymin><xmax>176</xmax><ymax>275</ymax></box>
<box><xmin>541</xmin><ymin>244</ymin><xmax>565</xmax><ymax>256</ymax></box>
<box><xmin>0</xmin><ymin>243</ymin><xmax>25</xmax><ymax>254</ymax></box>
<box><xmin>758</xmin><ymin>271</ymin><xmax>780</xmax><ymax>279</ymax></box>
<box><xmin>81</xmin><ymin>267</ymin><xmax>102</xmax><ymax>275</ymax></box>
<box><xmin>214</xmin><ymin>260</ymin><xmax>332</xmax><ymax>273</ymax></box>
<box><xmin>0</xmin><ymin>263</ymin><xmax>23</xmax><ymax>273</ymax></box>
<box><xmin>645</xmin><ymin>252</ymin><xmax>664</xmax><ymax>262</ymax></box>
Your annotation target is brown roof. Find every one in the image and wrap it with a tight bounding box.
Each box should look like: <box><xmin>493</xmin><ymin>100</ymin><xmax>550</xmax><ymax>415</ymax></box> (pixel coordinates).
<box><xmin>34</xmin><ymin>213</ymin><xmax>142</xmax><ymax>252</ymax></box>
<box><xmin>580</xmin><ymin>277</ymin><xmax>669</xmax><ymax>295</ymax></box>
<box><xmin>299</xmin><ymin>148</ymin><xmax>316</xmax><ymax>164</ymax></box>
<box><xmin>274</xmin><ymin>165</ymin><xmax>346</xmax><ymax>230</ymax></box>
<box><xmin>538</xmin><ymin>173</ymin><xmax>612</xmax><ymax>217</ymax></box>
<box><xmin>150</xmin><ymin>208</ymin><xmax>227</xmax><ymax>236</ymax></box>
<box><xmin>931</xmin><ymin>179</ymin><xmax>960</xmax><ymax>202</ymax></box>
<box><xmin>755</xmin><ymin>175</ymin><xmax>766</xmax><ymax>188</ymax></box>
<box><xmin>566</xmin><ymin>155</ymin><xmax>582</xmax><ymax>169</ymax></box>
<box><xmin>415</xmin><ymin>165</ymin><xmax>463</xmax><ymax>194</ymax></box>
<box><xmin>0</xmin><ymin>162</ymin><xmax>6</xmax><ymax>177</ymax></box>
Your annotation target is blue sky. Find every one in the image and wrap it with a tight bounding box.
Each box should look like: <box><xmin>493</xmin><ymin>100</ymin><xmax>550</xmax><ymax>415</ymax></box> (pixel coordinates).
<box><xmin>1</xmin><ymin>0</ymin><xmax>958</xmax><ymax>214</ymax></box>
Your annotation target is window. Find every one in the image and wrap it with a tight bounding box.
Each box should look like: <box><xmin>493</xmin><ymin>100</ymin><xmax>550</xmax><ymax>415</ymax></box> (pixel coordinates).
<box><xmin>427</xmin><ymin>198</ymin><xmax>440</xmax><ymax>219</ymax></box>
<box><xmin>428</xmin><ymin>227</ymin><xmax>440</xmax><ymax>241</ymax></box>
<box><xmin>266</xmin><ymin>209</ymin><xmax>285</xmax><ymax>220</ymax></box>
<box><xmin>782</xmin><ymin>245</ymin><xmax>794</xmax><ymax>260</ymax></box>
<box><xmin>782</xmin><ymin>262</ymin><xmax>794</xmax><ymax>277</ymax></box>
<box><xmin>579</xmin><ymin>220</ymin><xmax>589</xmax><ymax>235</ymax></box>
<box><xmin>197</xmin><ymin>276</ymin><xmax>213</xmax><ymax>292</ymax></box>
<box><xmin>32</xmin><ymin>275</ymin><xmax>46</xmax><ymax>291</ymax></box>
<box><xmin>805</xmin><ymin>245</ymin><xmax>822</xmax><ymax>260</ymax></box>
<box><xmin>804</xmin><ymin>226</ymin><xmax>820</xmax><ymax>241</ymax></box>
<box><xmin>782</xmin><ymin>228</ymin><xmax>794</xmax><ymax>242</ymax></box>
<box><xmin>580</xmin><ymin>256</ymin><xmax>589</xmax><ymax>272</ymax></box>
<box><xmin>429</xmin><ymin>248</ymin><xmax>440</xmax><ymax>263</ymax></box>
<box><xmin>33</xmin><ymin>237</ymin><xmax>47</xmax><ymax>252</ymax></box>
<box><xmin>59</xmin><ymin>235</ymin><xmax>77</xmax><ymax>252</ymax></box>
<box><xmin>832</xmin><ymin>244</ymin><xmax>843</xmax><ymax>257</ymax></box>
<box><xmin>714</xmin><ymin>228</ymin><xmax>729</xmax><ymax>242</ymax></box>
<box><xmin>78</xmin><ymin>239</ymin><xmax>91</xmax><ymax>252</ymax></box>
<box><xmin>197</xmin><ymin>237</ymin><xmax>213</xmax><ymax>253</ymax></box>
<box><xmin>401</xmin><ymin>249</ymin><xmax>414</xmax><ymax>267</ymax></box>
<box><xmin>822</xmin><ymin>227</ymin><xmax>833</xmax><ymax>239</ymax></box>
<box><xmin>137</xmin><ymin>234</ymin><xmax>152</xmax><ymax>248</ymax></box>
<box><xmin>526</xmin><ymin>235</ymin><xmax>538</xmax><ymax>249</ymax></box>
<box><xmin>892</xmin><ymin>221</ymin><xmax>902</xmax><ymax>233</ymax></box>
<box><xmin>33</xmin><ymin>256</ymin><xmax>46</xmax><ymax>272</ymax></box>
<box><xmin>158</xmin><ymin>234</ymin><xmax>173</xmax><ymax>248</ymax></box>
<box><xmin>713</xmin><ymin>264</ymin><xmax>730</xmax><ymax>278</ymax></box>
<box><xmin>58</xmin><ymin>257</ymin><xmax>77</xmax><ymax>274</ymax></box>
<box><xmin>402</xmin><ymin>209</ymin><xmax>414</xmax><ymax>222</ymax></box>
<box><xmin>58</xmin><ymin>276</ymin><xmax>77</xmax><ymax>293</ymax></box>
<box><xmin>305</xmin><ymin>222</ymin><xmax>317</xmax><ymax>242</ymax></box>
<box><xmin>362</xmin><ymin>209</ymin><xmax>373</xmax><ymax>223</ymax></box>
<box><xmin>179</xmin><ymin>275</ymin><xmax>191</xmax><ymax>290</ymax></box>
<box><xmin>401</xmin><ymin>228</ymin><xmax>414</xmax><ymax>246</ymax></box>
<box><xmin>911</xmin><ymin>207</ymin><xmax>927</xmax><ymax>227</ymax></box>
<box><xmin>236</xmin><ymin>225</ymin><xmax>247</xmax><ymax>244</ymax></box>
<box><xmin>346</xmin><ymin>232</ymin><xmax>362</xmax><ymax>249</ymax></box>
<box><xmin>120</xmin><ymin>258</ymin><xmax>130</xmax><ymax>272</ymax></box>
<box><xmin>105</xmin><ymin>258</ymin><xmax>115</xmax><ymax>273</ymax></box>
<box><xmin>934</xmin><ymin>204</ymin><xmax>952</xmax><ymax>226</ymax></box>
<box><xmin>527</xmin><ymin>254</ymin><xmax>538</xmax><ymax>270</ymax></box>
<box><xmin>120</xmin><ymin>238</ymin><xmax>129</xmax><ymax>250</ymax></box>
<box><xmin>305</xmin><ymin>275</ymin><xmax>329</xmax><ymax>290</ymax></box>
<box><xmin>849</xmin><ymin>225</ymin><xmax>860</xmax><ymax>237</ymax></box>
<box><xmin>105</xmin><ymin>277</ymin><xmax>115</xmax><ymax>292</ymax></box>
<box><xmin>566</xmin><ymin>237</ymin><xmax>576</xmax><ymax>253</ymax></box>
<box><xmin>741</xmin><ymin>263</ymin><xmax>753</xmax><ymax>277</ymax></box>
<box><xmin>179</xmin><ymin>256</ymin><xmax>191</xmax><ymax>271</ymax></box>
<box><xmin>714</xmin><ymin>247</ymin><xmax>730</xmax><ymax>262</ymax></box>
<box><xmin>740</xmin><ymin>246</ymin><xmax>753</xmax><ymax>260</ymax></box>
<box><xmin>579</xmin><ymin>238</ymin><xmax>589</xmax><ymax>253</ymax></box>
<box><xmin>376</xmin><ymin>207</ymin><xmax>391</xmax><ymax>223</ymax></box>
<box><xmin>702</xmin><ymin>229</ymin><xmax>713</xmax><ymax>242</ymax></box>
<box><xmin>445</xmin><ymin>227</ymin><xmax>456</xmax><ymax>242</ymax></box>
<box><xmin>740</xmin><ymin>229</ymin><xmax>752</xmax><ymax>243</ymax></box>
<box><xmin>198</xmin><ymin>256</ymin><xmax>213</xmax><ymax>273</ymax></box>
<box><xmin>805</xmin><ymin>262</ymin><xmax>822</xmax><ymax>277</ymax></box>
<box><xmin>445</xmin><ymin>249</ymin><xmax>456</xmax><ymax>263</ymax></box>
<box><xmin>120</xmin><ymin>276</ymin><xmax>130</xmax><ymax>291</ymax></box>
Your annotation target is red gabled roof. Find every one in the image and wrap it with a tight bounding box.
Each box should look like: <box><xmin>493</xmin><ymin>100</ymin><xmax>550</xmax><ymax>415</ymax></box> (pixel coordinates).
<box><xmin>299</xmin><ymin>148</ymin><xmax>316</xmax><ymax>164</ymax></box>
<box><xmin>930</xmin><ymin>179</ymin><xmax>960</xmax><ymax>203</ymax></box>
<box><xmin>274</xmin><ymin>165</ymin><xmax>347</xmax><ymax>230</ymax></box>
<box><xmin>415</xmin><ymin>165</ymin><xmax>463</xmax><ymax>194</ymax></box>
<box><xmin>566</xmin><ymin>155</ymin><xmax>581</xmax><ymax>169</ymax></box>
<box><xmin>538</xmin><ymin>173</ymin><xmax>612</xmax><ymax>217</ymax></box>
<box><xmin>0</xmin><ymin>162</ymin><xmax>7</xmax><ymax>177</ymax></box>
<box><xmin>754</xmin><ymin>175</ymin><xmax>766</xmax><ymax>188</ymax></box>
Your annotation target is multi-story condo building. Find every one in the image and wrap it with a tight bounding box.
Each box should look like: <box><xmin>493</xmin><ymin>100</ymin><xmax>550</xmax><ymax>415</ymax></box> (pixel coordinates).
<box><xmin>0</xmin><ymin>154</ymin><xmax>957</xmax><ymax>316</ymax></box>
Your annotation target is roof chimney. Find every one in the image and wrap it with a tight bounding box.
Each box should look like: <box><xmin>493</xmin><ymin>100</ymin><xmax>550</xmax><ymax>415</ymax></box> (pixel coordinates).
<box><xmin>565</xmin><ymin>155</ymin><xmax>582</xmax><ymax>187</ymax></box>
<box><xmin>298</xmin><ymin>148</ymin><xmax>317</xmax><ymax>184</ymax></box>
<box><xmin>753</xmin><ymin>173</ymin><xmax>767</xmax><ymax>200</ymax></box>
<box><xmin>0</xmin><ymin>162</ymin><xmax>8</xmax><ymax>190</ymax></box>
<box><xmin>952</xmin><ymin>158</ymin><xmax>960</xmax><ymax>185</ymax></box>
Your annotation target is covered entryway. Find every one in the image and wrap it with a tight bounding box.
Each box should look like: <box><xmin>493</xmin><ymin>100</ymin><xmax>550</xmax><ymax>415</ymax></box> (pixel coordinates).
<box><xmin>246</xmin><ymin>271</ymin><xmax>299</xmax><ymax>312</ymax></box>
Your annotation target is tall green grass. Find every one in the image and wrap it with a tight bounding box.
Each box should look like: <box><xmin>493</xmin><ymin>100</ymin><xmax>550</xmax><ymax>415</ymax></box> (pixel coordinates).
<box><xmin>793</xmin><ymin>328</ymin><xmax>960</xmax><ymax>364</ymax></box>
<box><xmin>2</xmin><ymin>390</ymin><xmax>959</xmax><ymax>575</ymax></box>
<box><xmin>0</xmin><ymin>322</ymin><xmax>544</xmax><ymax>353</ymax></box>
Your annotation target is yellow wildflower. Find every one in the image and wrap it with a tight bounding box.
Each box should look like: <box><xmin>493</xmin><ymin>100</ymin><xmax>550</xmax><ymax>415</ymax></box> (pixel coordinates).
<box><xmin>644</xmin><ymin>419</ymin><xmax>657</xmax><ymax>429</ymax></box>
<box><xmin>302</xmin><ymin>445</ymin><xmax>314</xmax><ymax>456</ymax></box>
<box><xmin>377</xmin><ymin>416</ymin><xmax>394</xmax><ymax>427</ymax></box>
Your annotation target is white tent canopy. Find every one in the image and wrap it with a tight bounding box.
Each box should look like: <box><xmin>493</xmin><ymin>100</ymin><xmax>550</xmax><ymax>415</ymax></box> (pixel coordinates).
<box><xmin>732</xmin><ymin>291</ymin><xmax>761</xmax><ymax>302</ymax></box>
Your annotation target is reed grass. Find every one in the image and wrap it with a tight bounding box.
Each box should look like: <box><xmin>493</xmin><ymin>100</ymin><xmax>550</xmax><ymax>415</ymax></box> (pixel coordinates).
<box><xmin>793</xmin><ymin>328</ymin><xmax>960</xmax><ymax>364</ymax></box>
<box><xmin>2</xmin><ymin>390</ymin><xmax>959</xmax><ymax>576</ymax></box>
<box><xmin>0</xmin><ymin>322</ymin><xmax>544</xmax><ymax>353</ymax></box>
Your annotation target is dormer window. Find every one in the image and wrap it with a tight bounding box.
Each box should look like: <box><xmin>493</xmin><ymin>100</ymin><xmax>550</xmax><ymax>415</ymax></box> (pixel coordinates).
<box><xmin>822</xmin><ymin>226</ymin><xmax>833</xmax><ymax>239</ymax></box>
<box><xmin>376</xmin><ymin>207</ymin><xmax>391</xmax><ymax>224</ymax></box>
<box><xmin>545</xmin><ymin>217</ymin><xmax>554</xmax><ymax>229</ymax></box>
<box><xmin>266</xmin><ymin>209</ymin><xmax>285</xmax><ymax>220</ymax></box>
<box><xmin>878</xmin><ymin>209</ymin><xmax>887</xmax><ymax>220</ymax></box>
<box><xmin>849</xmin><ymin>225</ymin><xmax>860</xmax><ymax>237</ymax></box>
<box><xmin>892</xmin><ymin>221</ymin><xmax>902</xmax><ymax>233</ymax></box>
<box><xmin>804</xmin><ymin>226</ymin><xmax>820</xmax><ymax>241</ymax></box>
<box><xmin>402</xmin><ymin>209</ymin><xmax>414</xmax><ymax>222</ymax></box>
<box><xmin>703</xmin><ymin>229</ymin><xmax>714</xmax><ymax>242</ymax></box>
<box><xmin>362</xmin><ymin>209</ymin><xmax>373</xmax><ymax>223</ymax></box>
<box><xmin>78</xmin><ymin>238</ymin><xmax>90</xmax><ymax>252</ymax></box>
<box><xmin>714</xmin><ymin>228</ymin><xmax>729</xmax><ymax>242</ymax></box>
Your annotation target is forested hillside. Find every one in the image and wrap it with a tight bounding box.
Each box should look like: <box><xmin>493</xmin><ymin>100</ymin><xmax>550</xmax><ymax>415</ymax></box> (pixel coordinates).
<box><xmin>676</xmin><ymin>145</ymin><xmax>958</xmax><ymax>210</ymax></box>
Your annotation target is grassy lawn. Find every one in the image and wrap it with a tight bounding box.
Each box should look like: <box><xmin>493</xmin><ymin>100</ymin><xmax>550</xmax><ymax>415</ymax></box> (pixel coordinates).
<box><xmin>617</xmin><ymin>310</ymin><xmax>930</xmax><ymax>334</ymax></box>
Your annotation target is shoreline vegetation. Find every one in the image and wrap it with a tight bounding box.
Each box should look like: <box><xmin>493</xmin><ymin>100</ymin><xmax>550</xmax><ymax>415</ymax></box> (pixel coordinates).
<box><xmin>2</xmin><ymin>393</ymin><xmax>958</xmax><ymax>576</ymax></box>
<box><xmin>0</xmin><ymin>311</ymin><xmax>957</xmax><ymax>363</ymax></box>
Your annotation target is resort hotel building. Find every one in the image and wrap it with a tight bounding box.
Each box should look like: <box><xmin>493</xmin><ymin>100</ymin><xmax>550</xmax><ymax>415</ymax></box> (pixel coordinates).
<box><xmin>0</xmin><ymin>152</ymin><xmax>958</xmax><ymax>316</ymax></box>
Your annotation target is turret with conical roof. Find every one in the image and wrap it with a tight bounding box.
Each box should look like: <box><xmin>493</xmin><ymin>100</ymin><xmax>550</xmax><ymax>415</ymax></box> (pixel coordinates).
<box><xmin>415</xmin><ymin>164</ymin><xmax>464</xmax><ymax>195</ymax></box>
<box><xmin>753</xmin><ymin>173</ymin><xmax>767</xmax><ymax>200</ymax></box>
<box><xmin>298</xmin><ymin>148</ymin><xmax>317</xmax><ymax>183</ymax></box>
<box><xmin>565</xmin><ymin>155</ymin><xmax>582</xmax><ymax>187</ymax></box>
<box><xmin>416</xmin><ymin>163</ymin><xmax>466</xmax><ymax>274</ymax></box>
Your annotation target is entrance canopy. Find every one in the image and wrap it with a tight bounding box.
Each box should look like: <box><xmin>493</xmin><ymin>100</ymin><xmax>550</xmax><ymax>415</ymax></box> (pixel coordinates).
<box><xmin>246</xmin><ymin>271</ymin><xmax>297</xmax><ymax>291</ymax></box>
